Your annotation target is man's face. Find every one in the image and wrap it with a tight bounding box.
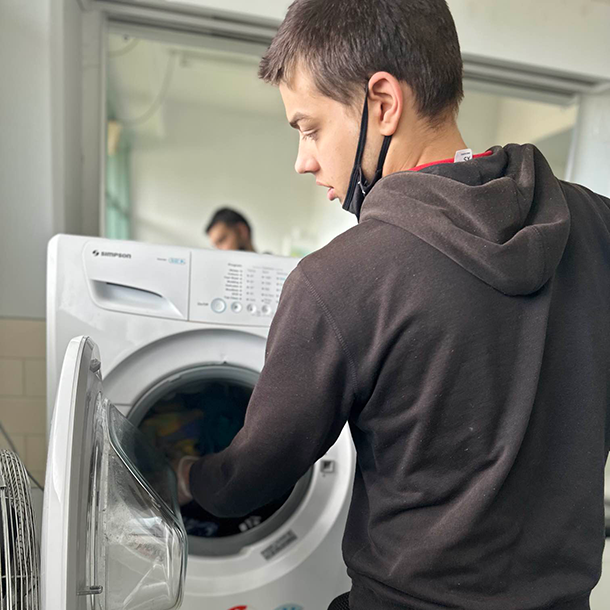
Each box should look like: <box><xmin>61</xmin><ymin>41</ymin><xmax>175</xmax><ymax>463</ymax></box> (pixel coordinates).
<box><xmin>280</xmin><ymin>69</ymin><xmax>363</xmax><ymax>204</ymax></box>
<box><xmin>208</xmin><ymin>222</ymin><xmax>248</xmax><ymax>251</ymax></box>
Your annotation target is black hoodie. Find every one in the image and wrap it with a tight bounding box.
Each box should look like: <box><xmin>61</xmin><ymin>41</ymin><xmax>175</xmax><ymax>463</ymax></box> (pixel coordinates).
<box><xmin>191</xmin><ymin>144</ymin><xmax>610</xmax><ymax>610</ymax></box>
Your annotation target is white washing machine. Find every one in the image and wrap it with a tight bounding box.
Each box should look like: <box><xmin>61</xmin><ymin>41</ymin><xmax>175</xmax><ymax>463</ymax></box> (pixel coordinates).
<box><xmin>591</xmin><ymin>469</ymin><xmax>610</xmax><ymax>610</ymax></box>
<box><xmin>44</xmin><ymin>234</ymin><xmax>355</xmax><ymax>610</ymax></box>
<box><xmin>591</xmin><ymin>541</ymin><xmax>610</xmax><ymax>609</ymax></box>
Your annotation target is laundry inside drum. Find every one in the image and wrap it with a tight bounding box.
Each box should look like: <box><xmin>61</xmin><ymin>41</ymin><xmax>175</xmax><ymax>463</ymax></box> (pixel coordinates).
<box><xmin>136</xmin><ymin>371</ymin><xmax>307</xmax><ymax>555</ymax></box>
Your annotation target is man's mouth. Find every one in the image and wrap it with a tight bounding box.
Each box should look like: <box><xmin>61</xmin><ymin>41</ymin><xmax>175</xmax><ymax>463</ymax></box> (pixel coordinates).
<box><xmin>317</xmin><ymin>181</ymin><xmax>338</xmax><ymax>201</ymax></box>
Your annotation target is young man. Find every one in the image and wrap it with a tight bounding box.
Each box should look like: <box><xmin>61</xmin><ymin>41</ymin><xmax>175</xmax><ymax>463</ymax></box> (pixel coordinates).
<box><xmin>205</xmin><ymin>207</ymin><xmax>256</xmax><ymax>252</ymax></box>
<box><xmin>180</xmin><ymin>1</ymin><xmax>610</xmax><ymax>608</ymax></box>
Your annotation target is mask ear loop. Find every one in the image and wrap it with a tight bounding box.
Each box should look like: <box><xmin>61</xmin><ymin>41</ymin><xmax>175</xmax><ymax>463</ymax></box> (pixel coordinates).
<box><xmin>345</xmin><ymin>92</ymin><xmax>372</xmax><ymax>201</ymax></box>
<box><xmin>355</xmin><ymin>92</ymin><xmax>370</xmax><ymax>171</ymax></box>
<box><xmin>367</xmin><ymin>134</ymin><xmax>392</xmax><ymax>191</ymax></box>
<box><xmin>343</xmin><ymin>85</ymin><xmax>393</xmax><ymax>219</ymax></box>
<box><xmin>359</xmin><ymin>126</ymin><xmax>392</xmax><ymax>196</ymax></box>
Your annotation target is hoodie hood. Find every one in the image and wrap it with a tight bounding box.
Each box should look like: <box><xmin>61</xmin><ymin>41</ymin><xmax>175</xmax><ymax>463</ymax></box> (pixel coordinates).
<box><xmin>361</xmin><ymin>144</ymin><xmax>571</xmax><ymax>296</ymax></box>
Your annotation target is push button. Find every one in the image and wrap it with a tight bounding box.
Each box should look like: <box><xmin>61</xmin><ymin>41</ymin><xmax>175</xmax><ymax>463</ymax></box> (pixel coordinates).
<box><xmin>261</xmin><ymin>305</ymin><xmax>272</xmax><ymax>316</ymax></box>
<box><xmin>247</xmin><ymin>304</ymin><xmax>257</xmax><ymax>314</ymax></box>
<box><xmin>320</xmin><ymin>460</ymin><xmax>335</xmax><ymax>474</ymax></box>
<box><xmin>231</xmin><ymin>302</ymin><xmax>243</xmax><ymax>313</ymax></box>
<box><xmin>211</xmin><ymin>298</ymin><xmax>227</xmax><ymax>314</ymax></box>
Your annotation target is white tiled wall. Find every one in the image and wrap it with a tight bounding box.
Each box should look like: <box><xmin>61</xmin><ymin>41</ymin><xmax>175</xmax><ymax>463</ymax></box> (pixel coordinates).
<box><xmin>0</xmin><ymin>318</ymin><xmax>47</xmax><ymax>484</ymax></box>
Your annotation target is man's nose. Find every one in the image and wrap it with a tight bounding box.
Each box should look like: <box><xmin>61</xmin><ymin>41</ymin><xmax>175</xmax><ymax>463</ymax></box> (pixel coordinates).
<box><xmin>294</xmin><ymin>144</ymin><xmax>320</xmax><ymax>175</ymax></box>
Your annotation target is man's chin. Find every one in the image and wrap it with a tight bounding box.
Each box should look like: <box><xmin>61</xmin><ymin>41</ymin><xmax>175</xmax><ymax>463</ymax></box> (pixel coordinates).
<box><xmin>327</xmin><ymin>187</ymin><xmax>343</xmax><ymax>202</ymax></box>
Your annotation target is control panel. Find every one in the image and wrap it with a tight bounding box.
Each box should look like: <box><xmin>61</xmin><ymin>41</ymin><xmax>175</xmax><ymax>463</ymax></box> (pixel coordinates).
<box><xmin>189</xmin><ymin>250</ymin><xmax>299</xmax><ymax>327</ymax></box>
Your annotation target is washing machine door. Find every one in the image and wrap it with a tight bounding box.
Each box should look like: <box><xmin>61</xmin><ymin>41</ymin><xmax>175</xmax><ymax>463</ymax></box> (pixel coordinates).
<box><xmin>41</xmin><ymin>336</ymin><xmax>188</xmax><ymax>610</ymax></box>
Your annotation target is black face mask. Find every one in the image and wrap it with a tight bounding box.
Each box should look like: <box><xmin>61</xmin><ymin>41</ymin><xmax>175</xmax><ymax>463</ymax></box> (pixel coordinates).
<box><xmin>342</xmin><ymin>93</ymin><xmax>393</xmax><ymax>220</ymax></box>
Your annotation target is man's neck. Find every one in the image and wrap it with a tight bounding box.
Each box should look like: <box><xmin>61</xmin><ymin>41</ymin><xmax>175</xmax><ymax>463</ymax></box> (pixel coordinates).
<box><xmin>385</xmin><ymin>121</ymin><xmax>469</xmax><ymax>175</ymax></box>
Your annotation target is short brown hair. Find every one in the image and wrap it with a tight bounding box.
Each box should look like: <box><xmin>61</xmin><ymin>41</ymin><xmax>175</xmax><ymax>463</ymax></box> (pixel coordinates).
<box><xmin>259</xmin><ymin>0</ymin><xmax>464</xmax><ymax>120</ymax></box>
<box><xmin>206</xmin><ymin>208</ymin><xmax>252</xmax><ymax>237</ymax></box>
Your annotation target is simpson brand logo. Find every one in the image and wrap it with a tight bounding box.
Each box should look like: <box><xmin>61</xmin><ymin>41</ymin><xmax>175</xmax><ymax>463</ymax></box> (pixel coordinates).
<box><xmin>92</xmin><ymin>249</ymin><xmax>132</xmax><ymax>259</ymax></box>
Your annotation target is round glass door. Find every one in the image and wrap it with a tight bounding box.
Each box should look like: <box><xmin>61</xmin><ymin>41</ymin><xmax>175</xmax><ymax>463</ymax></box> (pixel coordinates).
<box><xmin>128</xmin><ymin>365</ymin><xmax>312</xmax><ymax>557</ymax></box>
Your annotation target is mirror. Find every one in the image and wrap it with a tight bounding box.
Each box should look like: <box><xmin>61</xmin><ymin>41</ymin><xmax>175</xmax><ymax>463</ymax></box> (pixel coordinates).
<box><xmin>105</xmin><ymin>28</ymin><xmax>578</xmax><ymax>255</ymax></box>
<box><xmin>106</xmin><ymin>28</ymin><xmax>355</xmax><ymax>256</ymax></box>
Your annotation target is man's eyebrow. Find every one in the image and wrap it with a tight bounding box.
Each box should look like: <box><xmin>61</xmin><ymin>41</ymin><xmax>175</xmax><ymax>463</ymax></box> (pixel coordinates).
<box><xmin>289</xmin><ymin>112</ymin><xmax>312</xmax><ymax>129</ymax></box>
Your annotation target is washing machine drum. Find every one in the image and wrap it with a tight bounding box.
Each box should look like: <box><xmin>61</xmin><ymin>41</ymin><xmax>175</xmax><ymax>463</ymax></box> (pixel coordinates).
<box><xmin>131</xmin><ymin>366</ymin><xmax>311</xmax><ymax>557</ymax></box>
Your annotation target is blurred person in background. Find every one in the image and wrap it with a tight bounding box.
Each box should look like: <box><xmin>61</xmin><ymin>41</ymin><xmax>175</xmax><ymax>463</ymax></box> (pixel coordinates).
<box><xmin>205</xmin><ymin>207</ymin><xmax>256</xmax><ymax>252</ymax></box>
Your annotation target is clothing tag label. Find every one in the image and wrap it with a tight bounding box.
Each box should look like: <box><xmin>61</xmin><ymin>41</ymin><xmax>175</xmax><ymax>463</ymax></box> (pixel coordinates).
<box><xmin>454</xmin><ymin>148</ymin><xmax>473</xmax><ymax>163</ymax></box>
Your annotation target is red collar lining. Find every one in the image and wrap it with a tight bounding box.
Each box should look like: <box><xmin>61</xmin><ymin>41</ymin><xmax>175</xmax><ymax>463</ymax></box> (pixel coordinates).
<box><xmin>409</xmin><ymin>150</ymin><xmax>493</xmax><ymax>172</ymax></box>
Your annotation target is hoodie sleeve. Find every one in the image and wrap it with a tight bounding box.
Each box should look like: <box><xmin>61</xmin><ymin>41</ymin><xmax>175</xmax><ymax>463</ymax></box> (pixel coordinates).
<box><xmin>189</xmin><ymin>264</ymin><xmax>357</xmax><ymax>517</ymax></box>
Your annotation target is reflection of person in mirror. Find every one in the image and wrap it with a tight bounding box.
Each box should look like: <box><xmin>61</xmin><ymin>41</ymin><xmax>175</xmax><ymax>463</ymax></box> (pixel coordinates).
<box><xmin>205</xmin><ymin>208</ymin><xmax>256</xmax><ymax>252</ymax></box>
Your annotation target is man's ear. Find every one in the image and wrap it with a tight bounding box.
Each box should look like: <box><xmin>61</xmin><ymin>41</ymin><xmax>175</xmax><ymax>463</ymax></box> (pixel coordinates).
<box><xmin>237</xmin><ymin>222</ymin><xmax>249</xmax><ymax>242</ymax></box>
<box><xmin>367</xmin><ymin>72</ymin><xmax>405</xmax><ymax>137</ymax></box>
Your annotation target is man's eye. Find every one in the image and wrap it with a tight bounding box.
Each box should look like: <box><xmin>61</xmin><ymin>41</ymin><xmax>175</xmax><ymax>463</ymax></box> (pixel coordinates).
<box><xmin>302</xmin><ymin>130</ymin><xmax>318</xmax><ymax>142</ymax></box>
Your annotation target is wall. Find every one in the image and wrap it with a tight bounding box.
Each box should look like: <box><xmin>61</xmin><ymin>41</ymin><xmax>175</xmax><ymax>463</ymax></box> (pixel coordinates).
<box><xmin>568</xmin><ymin>90</ymin><xmax>610</xmax><ymax>197</ymax></box>
<box><xmin>449</xmin><ymin>0</ymin><xmax>610</xmax><ymax>81</ymax></box>
<box><xmin>51</xmin><ymin>0</ymin><xmax>84</xmax><ymax>237</ymax></box>
<box><xmin>0</xmin><ymin>320</ymin><xmax>48</xmax><ymax>484</ymax></box>
<box><xmin>162</xmin><ymin>0</ymin><xmax>292</xmax><ymax>23</ymax></box>
<box><xmin>0</xmin><ymin>1</ymin><xmax>54</xmax><ymax>320</ymax></box>
<box><xmin>0</xmin><ymin>0</ymin><xmax>54</xmax><ymax>485</ymax></box>
<box><xmin>0</xmin><ymin>0</ymin><xmax>89</xmax><ymax>320</ymax></box>
<box><xmin>81</xmin><ymin>10</ymin><xmax>104</xmax><ymax>237</ymax></box>
<box><xmin>0</xmin><ymin>0</ymin><xmax>84</xmax><ymax>486</ymax></box>
<box><xmin>162</xmin><ymin>0</ymin><xmax>610</xmax><ymax>80</ymax></box>
<box><xmin>0</xmin><ymin>0</ymin><xmax>88</xmax><ymax>320</ymax></box>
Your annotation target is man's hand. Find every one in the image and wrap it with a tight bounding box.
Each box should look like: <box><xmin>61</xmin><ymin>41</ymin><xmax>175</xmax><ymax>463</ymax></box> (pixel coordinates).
<box><xmin>174</xmin><ymin>455</ymin><xmax>198</xmax><ymax>506</ymax></box>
